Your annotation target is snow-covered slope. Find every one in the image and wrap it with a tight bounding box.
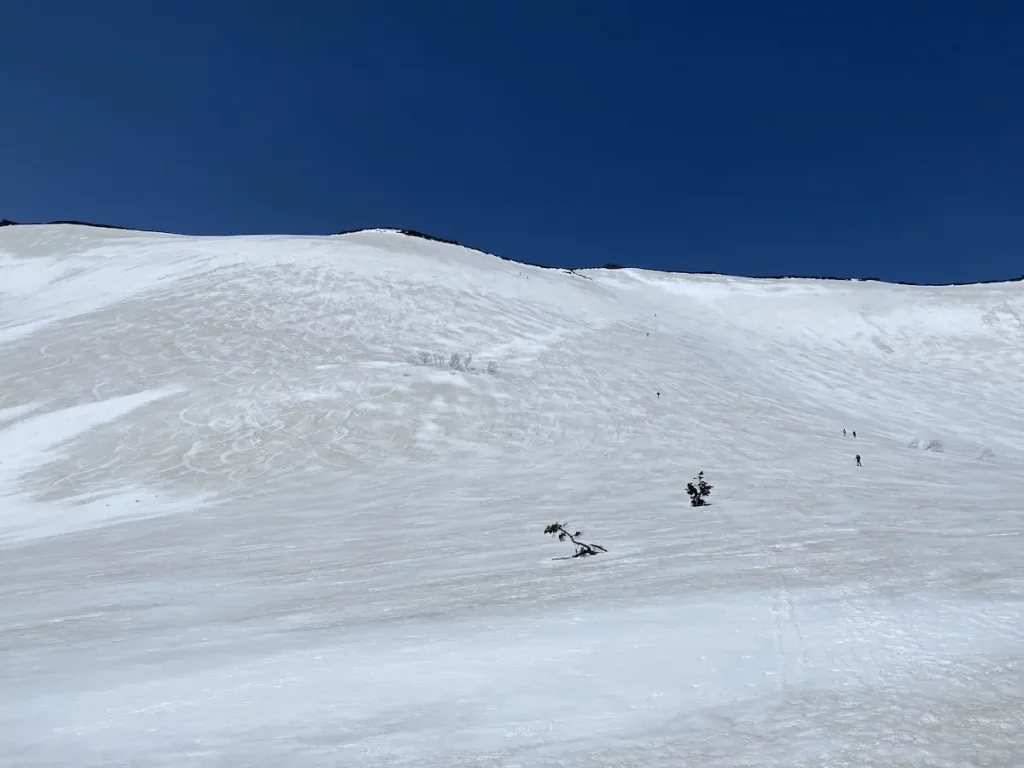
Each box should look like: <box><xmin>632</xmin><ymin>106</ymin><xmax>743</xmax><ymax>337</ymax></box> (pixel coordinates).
<box><xmin>1</xmin><ymin>224</ymin><xmax>1022</xmax><ymax>767</ymax></box>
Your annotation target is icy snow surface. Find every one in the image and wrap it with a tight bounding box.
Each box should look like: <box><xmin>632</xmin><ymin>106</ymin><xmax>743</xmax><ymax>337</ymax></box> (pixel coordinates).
<box><xmin>1</xmin><ymin>225</ymin><xmax>1023</xmax><ymax>767</ymax></box>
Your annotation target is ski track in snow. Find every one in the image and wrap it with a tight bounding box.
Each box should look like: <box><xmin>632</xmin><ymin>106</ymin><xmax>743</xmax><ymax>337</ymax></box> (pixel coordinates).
<box><xmin>1</xmin><ymin>225</ymin><xmax>1023</xmax><ymax>767</ymax></box>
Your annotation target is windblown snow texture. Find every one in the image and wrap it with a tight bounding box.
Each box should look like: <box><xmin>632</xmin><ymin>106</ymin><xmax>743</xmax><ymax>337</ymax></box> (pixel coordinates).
<box><xmin>1</xmin><ymin>225</ymin><xmax>1022</xmax><ymax>767</ymax></box>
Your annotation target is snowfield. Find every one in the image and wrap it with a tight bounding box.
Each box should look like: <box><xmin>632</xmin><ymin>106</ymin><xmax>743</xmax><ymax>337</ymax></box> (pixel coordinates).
<box><xmin>1</xmin><ymin>224</ymin><xmax>1022</xmax><ymax>767</ymax></box>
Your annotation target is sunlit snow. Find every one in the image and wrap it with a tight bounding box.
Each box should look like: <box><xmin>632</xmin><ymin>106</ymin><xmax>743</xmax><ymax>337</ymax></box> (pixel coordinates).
<box><xmin>1</xmin><ymin>224</ymin><xmax>1022</xmax><ymax>766</ymax></box>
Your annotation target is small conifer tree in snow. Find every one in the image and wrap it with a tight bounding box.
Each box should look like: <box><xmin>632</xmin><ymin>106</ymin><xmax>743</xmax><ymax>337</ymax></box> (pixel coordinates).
<box><xmin>544</xmin><ymin>522</ymin><xmax>607</xmax><ymax>558</ymax></box>
<box><xmin>686</xmin><ymin>471</ymin><xmax>713</xmax><ymax>507</ymax></box>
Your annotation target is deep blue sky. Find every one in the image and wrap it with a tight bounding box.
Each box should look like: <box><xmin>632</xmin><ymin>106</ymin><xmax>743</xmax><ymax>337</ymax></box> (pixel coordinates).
<box><xmin>2</xmin><ymin>1</ymin><xmax>1022</xmax><ymax>283</ymax></box>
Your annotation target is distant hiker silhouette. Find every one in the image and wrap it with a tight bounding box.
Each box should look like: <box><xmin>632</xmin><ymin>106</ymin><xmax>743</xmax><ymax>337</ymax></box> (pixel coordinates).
<box><xmin>656</xmin><ymin>391</ymin><xmax>660</xmax><ymax>398</ymax></box>
<box><xmin>852</xmin><ymin>431</ymin><xmax>857</xmax><ymax>438</ymax></box>
<box><xmin>843</xmin><ymin>429</ymin><xmax>847</xmax><ymax>437</ymax></box>
<box><xmin>855</xmin><ymin>454</ymin><xmax>861</xmax><ymax>467</ymax></box>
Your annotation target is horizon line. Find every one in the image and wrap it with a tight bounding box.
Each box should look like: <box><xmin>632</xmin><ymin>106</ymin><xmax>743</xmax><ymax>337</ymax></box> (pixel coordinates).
<box><xmin>2</xmin><ymin>218</ymin><xmax>1021</xmax><ymax>288</ymax></box>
